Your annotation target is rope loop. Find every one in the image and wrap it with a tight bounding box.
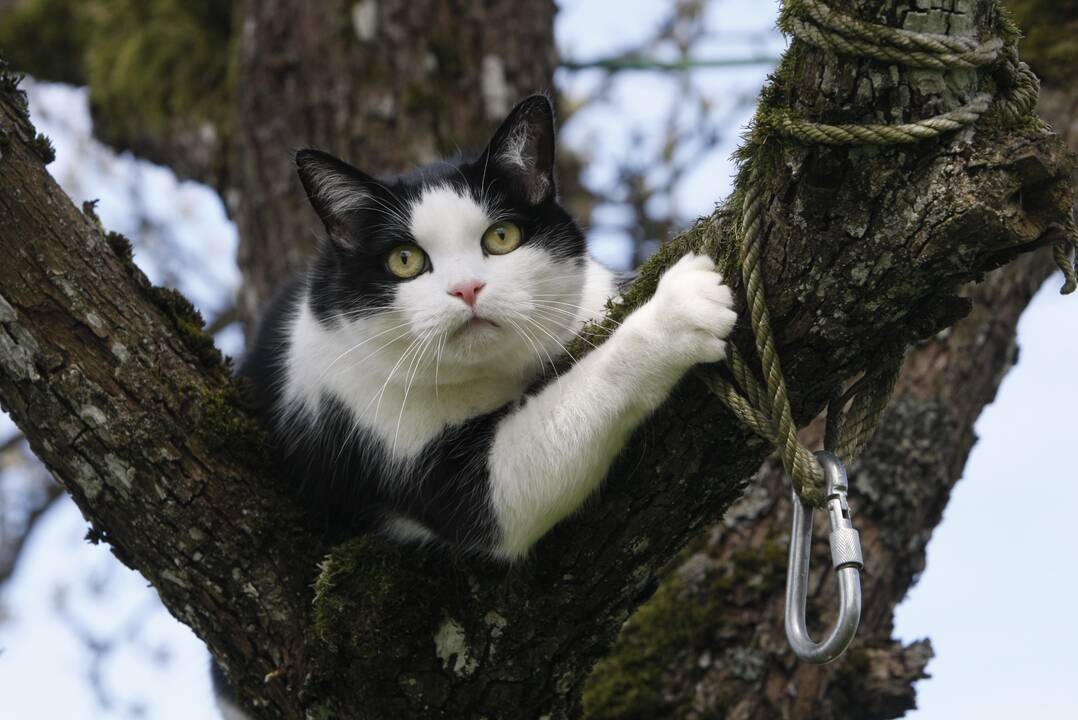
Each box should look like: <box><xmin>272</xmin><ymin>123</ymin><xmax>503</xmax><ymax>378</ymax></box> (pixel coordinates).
<box><xmin>707</xmin><ymin>1</ymin><xmax>1069</xmax><ymax>504</ymax></box>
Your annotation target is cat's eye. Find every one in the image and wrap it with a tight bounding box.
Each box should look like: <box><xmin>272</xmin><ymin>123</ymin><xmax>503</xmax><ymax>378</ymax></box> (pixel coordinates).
<box><xmin>385</xmin><ymin>244</ymin><xmax>427</xmax><ymax>279</ymax></box>
<box><xmin>481</xmin><ymin>222</ymin><xmax>522</xmax><ymax>255</ymax></box>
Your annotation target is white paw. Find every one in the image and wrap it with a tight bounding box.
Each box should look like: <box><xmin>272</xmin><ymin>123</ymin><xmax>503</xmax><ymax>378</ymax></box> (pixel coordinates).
<box><xmin>630</xmin><ymin>252</ymin><xmax>737</xmax><ymax>366</ymax></box>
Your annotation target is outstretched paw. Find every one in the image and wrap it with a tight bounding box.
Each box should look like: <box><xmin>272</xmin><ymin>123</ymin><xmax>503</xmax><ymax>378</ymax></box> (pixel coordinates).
<box><xmin>637</xmin><ymin>252</ymin><xmax>737</xmax><ymax>366</ymax></box>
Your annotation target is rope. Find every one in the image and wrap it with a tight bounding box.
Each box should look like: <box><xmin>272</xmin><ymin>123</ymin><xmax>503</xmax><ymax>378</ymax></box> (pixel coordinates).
<box><xmin>706</xmin><ymin>1</ymin><xmax>1076</xmax><ymax>505</ymax></box>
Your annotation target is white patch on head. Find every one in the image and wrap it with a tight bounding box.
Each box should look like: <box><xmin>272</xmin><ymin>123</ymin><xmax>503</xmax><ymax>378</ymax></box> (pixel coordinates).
<box><xmin>280</xmin><ymin>182</ymin><xmax>614</xmax><ymax>475</ymax></box>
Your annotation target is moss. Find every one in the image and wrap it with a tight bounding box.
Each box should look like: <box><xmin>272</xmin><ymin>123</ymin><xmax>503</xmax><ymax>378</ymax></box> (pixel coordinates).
<box><xmin>195</xmin><ymin>384</ymin><xmax>266</xmax><ymax>456</ymax></box>
<box><xmin>0</xmin><ymin>58</ymin><xmax>20</xmax><ymax>91</ymax></box>
<box><xmin>31</xmin><ymin>132</ymin><xmax>55</xmax><ymax>164</ymax></box>
<box><xmin>583</xmin><ymin>541</ymin><xmax>787</xmax><ymax>720</ymax></box>
<box><xmin>0</xmin><ymin>0</ymin><xmax>90</xmax><ymax>84</ymax></box>
<box><xmin>84</xmin><ymin>0</ymin><xmax>233</xmax><ymax>148</ymax></box>
<box><xmin>311</xmin><ymin>537</ymin><xmax>436</xmax><ymax>664</ymax></box>
<box><xmin>582</xmin><ymin>573</ymin><xmax>721</xmax><ymax>720</ymax></box>
<box><xmin>147</xmin><ymin>285</ymin><xmax>225</xmax><ymax>372</ymax></box>
<box><xmin>106</xmin><ymin>231</ymin><xmax>135</xmax><ymax>265</ymax></box>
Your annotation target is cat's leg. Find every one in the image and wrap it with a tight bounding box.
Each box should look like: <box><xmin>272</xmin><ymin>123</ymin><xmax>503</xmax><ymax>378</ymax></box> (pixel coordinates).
<box><xmin>488</xmin><ymin>253</ymin><xmax>737</xmax><ymax>559</ymax></box>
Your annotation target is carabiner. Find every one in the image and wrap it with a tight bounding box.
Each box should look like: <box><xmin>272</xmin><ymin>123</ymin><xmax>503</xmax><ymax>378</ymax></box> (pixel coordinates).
<box><xmin>784</xmin><ymin>451</ymin><xmax>863</xmax><ymax>663</ymax></box>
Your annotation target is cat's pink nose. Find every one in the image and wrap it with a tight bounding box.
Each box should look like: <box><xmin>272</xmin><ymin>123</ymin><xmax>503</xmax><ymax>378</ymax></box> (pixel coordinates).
<box><xmin>448</xmin><ymin>280</ymin><xmax>486</xmax><ymax>308</ymax></box>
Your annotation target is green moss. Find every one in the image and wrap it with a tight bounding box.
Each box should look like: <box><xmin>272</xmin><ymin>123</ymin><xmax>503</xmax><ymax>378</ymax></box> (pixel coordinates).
<box><xmin>105</xmin><ymin>231</ymin><xmax>135</xmax><ymax>265</ymax></box>
<box><xmin>583</xmin><ymin>542</ymin><xmax>787</xmax><ymax>720</ymax></box>
<box><xmin>0</xmin><ymin>0</ymin><xmax>90</xmax><ymax>84</ymax></box>
<box><xmin>195</xmin><ymin>384</ymin><xmax>266</xmax><ymax>455</ymax></box>
<box><xmin>31</xmin><ymin>132</ymin><xmax>55</xmax><ymax>164</ymax></box>
<box><xmin>1</xmin><ymin>1</ymin><xmax>234</xmax><ymax>162</ymax></box>
<box><xmin>311</xmin><ymin>537</ymin><xmax>436</xmax><ymax>664</ymax></box>
<box><xmin>582</xmin><ymin>572</ymin><xmax>710</xmax><ymax>720</ymax></box>
<box><xmin>85</xmin><ymin>0</ymin><xmax>233</xmax><ymax>147</ymax></box>
<box><xmin>147</xmin><ymin>285</ymin><xmax>225</xmax><ymax>372</ymax></box>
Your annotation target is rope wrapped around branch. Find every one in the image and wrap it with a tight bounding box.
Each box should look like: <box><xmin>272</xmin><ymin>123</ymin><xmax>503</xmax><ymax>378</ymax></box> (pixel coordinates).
<box><xmin>704</xmin><ymin>0</ymin><xmax>1075</xmax><ymax>505</ymax></box>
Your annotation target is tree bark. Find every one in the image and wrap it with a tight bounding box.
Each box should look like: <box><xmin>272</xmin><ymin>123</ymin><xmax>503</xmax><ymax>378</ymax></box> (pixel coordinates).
<box><xmin>583</xmin><ymin>249</ymin><xmax>1056</xmax><ymax>720</ymax></box>
<box><xmin>0</xmin><ymin>1</ymin><xmax>1072</xmax><ymax>719</ymax></box>
<box><xmin>583</xmin><ymin>2</ymin><xmax>1078</xmax><ymax>717</ymax></box>
<box><xmin>231</xmin><ymin>0</ymin><xmax>558</xmax><ymax>329</ymax></box>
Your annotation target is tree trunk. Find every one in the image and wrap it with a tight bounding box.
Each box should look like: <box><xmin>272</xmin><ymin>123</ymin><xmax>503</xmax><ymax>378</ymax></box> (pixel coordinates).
<box><xmin>583</xmin><ymin>3</ymin><xmax>1078</xmax><ymax>717</ymax></box>
<box><xmin>583</xmin><ymin>249</ymin><xmax>1056</xmax><ymax>720</ymax></box>
<box><xmin>0</xmin><ymin>1</ymin><xmax>1072</xmax><ymax>719</ymax></box>
<box><xmin>231</xmin><ymin>0</ymin><xmax>558</xmax><ymax>329</ymax></box>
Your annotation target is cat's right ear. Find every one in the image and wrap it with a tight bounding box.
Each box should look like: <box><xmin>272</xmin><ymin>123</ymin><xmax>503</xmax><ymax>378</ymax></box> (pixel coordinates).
<box><xmin>295</xmin><ymin>149</ymin><xmax>381</xmax><ymax>250</ymax></box>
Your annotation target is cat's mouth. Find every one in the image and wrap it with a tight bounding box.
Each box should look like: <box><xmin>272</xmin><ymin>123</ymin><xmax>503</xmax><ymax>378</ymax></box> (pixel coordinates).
<box><xmin>452</xmin><ymin>315</ymin><xmax>499</xmax><ymax>337</ymax></box>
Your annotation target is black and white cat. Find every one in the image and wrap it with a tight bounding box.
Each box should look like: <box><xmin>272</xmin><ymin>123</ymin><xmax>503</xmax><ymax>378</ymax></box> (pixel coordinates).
<box><xmin>241</xmin><ymin>94</ymin><xmax>736</xmax><ymax>560</ymax></box>
<box><xmin>217</xmin><ymin>95</ymin><xmax>736</xmax><ymax>717</ymax></box>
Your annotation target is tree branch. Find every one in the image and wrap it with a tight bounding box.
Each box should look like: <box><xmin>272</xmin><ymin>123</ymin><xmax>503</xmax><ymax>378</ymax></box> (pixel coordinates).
<box><xmin>0</xmin><ymin>1</ymin><xmax>1073</xmax><ymax>717</ymax></box>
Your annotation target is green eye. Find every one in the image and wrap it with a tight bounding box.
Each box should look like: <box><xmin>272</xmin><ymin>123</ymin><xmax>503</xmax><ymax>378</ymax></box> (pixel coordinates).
<box><xmin>386</xmin><ymin>244</ymin><xmax>426</xmax><ymax>279</ymax></box>
<box><xmin>481</xmin><ymin>222</ymin><xmax>522</xmax><ymax>255</ymax></box>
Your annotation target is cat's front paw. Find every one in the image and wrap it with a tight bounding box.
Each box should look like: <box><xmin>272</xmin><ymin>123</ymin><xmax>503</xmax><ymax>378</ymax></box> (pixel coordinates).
<box><xmin>631</xmin><ymin>253</ymin><xmax>737</xmax><ymax>366</ymax></box>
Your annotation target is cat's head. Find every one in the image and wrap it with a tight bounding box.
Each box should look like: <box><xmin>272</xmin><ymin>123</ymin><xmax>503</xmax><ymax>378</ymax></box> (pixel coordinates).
<box><xmin>295</xmin><ymin>95</ymin><xmax>590</xmax><ymax>374</ymax></box>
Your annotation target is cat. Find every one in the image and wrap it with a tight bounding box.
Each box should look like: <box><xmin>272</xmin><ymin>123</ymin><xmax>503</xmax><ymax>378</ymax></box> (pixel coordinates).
<box><xmin>216</xmin><ymin>94</ymin><xmax>736</xmax><ymax>717</ymax></box>
<box><xmin>238</xmin><ymin>94</ymin><xmax>737</xmax><ymax>561</ymax></box>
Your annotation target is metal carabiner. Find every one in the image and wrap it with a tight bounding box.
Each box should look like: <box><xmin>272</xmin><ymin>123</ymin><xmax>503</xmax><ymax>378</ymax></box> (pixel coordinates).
<box><xmin>784</xmin><ymin>451</ymin><xmax>863</xmax><ymax>663</ymax></box>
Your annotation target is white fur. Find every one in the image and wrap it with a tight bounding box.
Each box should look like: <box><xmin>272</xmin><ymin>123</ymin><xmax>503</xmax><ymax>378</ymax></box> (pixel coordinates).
<box><xmin>488</xmin><ymin>253</ymin><xmax>736</xmax><ymax>559</ymax></box>
<box><xmin>281</xmin><ymin>184</ymin><xmax>735</xmax><ymax>559</ymax></box>
<box><xmin>281</xmin><ymin>185</ymin><xmax>613</xmax><ymax>471</ymax></box>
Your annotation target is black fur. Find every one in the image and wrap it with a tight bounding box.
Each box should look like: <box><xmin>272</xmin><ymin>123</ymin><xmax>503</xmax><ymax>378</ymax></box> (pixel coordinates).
<box><xmin>238</xmin><ymin>95</ymin><xmax>584</xmax><ymax>548</ymax></box>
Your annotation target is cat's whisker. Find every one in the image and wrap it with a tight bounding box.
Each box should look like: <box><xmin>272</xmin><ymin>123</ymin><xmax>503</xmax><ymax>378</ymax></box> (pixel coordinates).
<box><xmin>392</xmin><ymin>329</ymin><xmax>436</xmax><ymax>456</ymax></box>
<box><xmin>527</xmin><ymin>303</ymin><xmax>617</xmax><ymax>333</ymax></box>
<box><xmin>315</xmin><ymin>321</ymin><xmax>414</xmax><ymax>383</ymax></box>
<box><xmin>433</xmin><ymin>330</ymin><xmax>448</xmax><ymax>399</ymax></box>
<box><xmin>504</xmin><ymin>316</ymin><xmax>557</xmax><ymax>379</ymax></box>
<box><xmin>530</xmin><ymin>298</ymin><xmax>622</xmax><ymax>325</ymax></box>
<box><xmin>369</xmin><ymin>332</ymin><xmax>429</xmax><ymax>423</ymax></box>
<box><xmin>528</xmin><ymin>309</ymin><xmax>605</xmax><ymax>352</ymax></box>
<box><xmin>518</xmin><ymin>315</ymin><xmax>578</xmax><ymax>365</ymax></box>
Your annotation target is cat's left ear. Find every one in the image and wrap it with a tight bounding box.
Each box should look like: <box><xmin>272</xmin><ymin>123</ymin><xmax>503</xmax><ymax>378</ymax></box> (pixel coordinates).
<box><xmin>481</xmin><ymin>94</ymin><xmax>557</xmax><ymax>205</ymax></box>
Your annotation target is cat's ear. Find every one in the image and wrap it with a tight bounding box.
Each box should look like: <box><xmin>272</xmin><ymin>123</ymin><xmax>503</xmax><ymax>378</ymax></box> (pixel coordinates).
<box><xmin>295</xmin><ymin>149</ymin><xmax>383</xmax><ymax>249</ymax></box>
<box><xmin>481</xmin><ymin>94</ymin><xmax>557</xmax><ymax>205</ymax></box>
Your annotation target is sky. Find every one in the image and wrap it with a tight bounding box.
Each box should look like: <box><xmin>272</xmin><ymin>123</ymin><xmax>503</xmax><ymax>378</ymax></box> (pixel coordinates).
<box><xmin>0</xmin><ymin>1</ymin><xmax>1076</xmax><ymax>718</ymax></box>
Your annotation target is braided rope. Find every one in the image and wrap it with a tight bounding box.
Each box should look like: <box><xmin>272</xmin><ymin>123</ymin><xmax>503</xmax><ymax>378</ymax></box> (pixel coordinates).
<box><xmin>706</xmin><ymin>1</ymin><xmax>1074</xmax><ymax>504</ymax></box>
<box><xmin>788</xmin><ymin>19</ymin><xmax>1001</xmax><ymax>69</ymax></box>
<box><xmin>791</xmin><ymin>0</ymin><xmax>986</xmax><ymax>55</ymax></box>
<box><xmin>772</xmin><ymin>95</ymin><xmax>992</xmax><ymax>146</ymax></box>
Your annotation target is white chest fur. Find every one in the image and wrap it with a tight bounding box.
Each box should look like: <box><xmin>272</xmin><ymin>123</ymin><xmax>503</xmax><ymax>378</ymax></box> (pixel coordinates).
<box><xmin>279</xmin><ymin>257</ymin><xmax>617</xmax><ymax>461</ymax></box>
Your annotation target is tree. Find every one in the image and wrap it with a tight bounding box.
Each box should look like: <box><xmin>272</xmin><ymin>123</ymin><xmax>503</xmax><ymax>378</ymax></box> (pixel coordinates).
<box><xmin>0</xmin><ymin>1</ymin><xmax>1073</xmax><ymax>719</ymax></box>
<box><xmin>583</xmin><ymin>3</ymin><xmax>1078</xmax><ymax>717</ymax></box>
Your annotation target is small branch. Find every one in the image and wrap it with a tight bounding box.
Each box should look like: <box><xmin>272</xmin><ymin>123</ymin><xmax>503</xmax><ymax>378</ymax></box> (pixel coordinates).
<box><xmin>560</xmin><ymin>54</ymin><xmax>781</xmax><ymax>72</ymax></box>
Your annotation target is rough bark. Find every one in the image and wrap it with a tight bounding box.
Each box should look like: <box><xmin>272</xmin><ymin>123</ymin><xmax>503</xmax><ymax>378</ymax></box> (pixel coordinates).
<box><xmin>583</xmin><ymin>249</ymin><xmax>1056</xmax><ymax>720</ymax></box>
<box><xmin>0</xmin><ymin>2</ymin><xmax>1073</xmax><ymax>719</ymax></box>
<box><xmin>583</xmin><ymin>3</ymin><xmax>1078</xmax><ymax>718</ymax></box>
<box><xmin>231</xmin><ymin>0</ymin><xmax>558</xmax><ymax>329</ymax></box>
